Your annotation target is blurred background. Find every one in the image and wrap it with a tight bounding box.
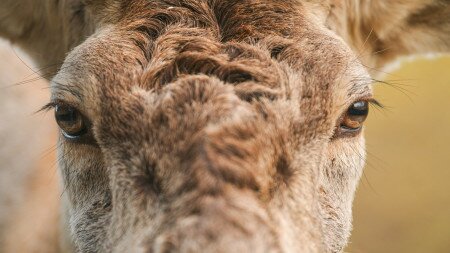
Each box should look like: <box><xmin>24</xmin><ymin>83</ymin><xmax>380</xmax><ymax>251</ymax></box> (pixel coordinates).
<box><xmin>347</xmin><ymin>56</ymin><xmax>450</xmax><ymax>253</ymax></box>
<box><xmin>0</xmin><ymin>40</ymin><xmax>449</xmax><ymax>252</ymax></box>
<box><xmin>0</xmin><ymin>40</ymin><xmax>57</xmax><ymax>252</ymax></box>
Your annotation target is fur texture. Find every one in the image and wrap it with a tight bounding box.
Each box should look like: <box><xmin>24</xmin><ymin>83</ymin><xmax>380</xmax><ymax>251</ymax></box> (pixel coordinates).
<box><xmin>0</xmin><ymin>0</ymin><xmax>449</xmax><ymax>252</ymax></box>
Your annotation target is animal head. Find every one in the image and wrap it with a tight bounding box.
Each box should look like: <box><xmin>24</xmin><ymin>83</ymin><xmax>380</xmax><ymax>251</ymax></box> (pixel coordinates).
<box><xmin>2</xmin><ymin>0</ymin><xmax>448</xmax><ymax>252</ymax></box>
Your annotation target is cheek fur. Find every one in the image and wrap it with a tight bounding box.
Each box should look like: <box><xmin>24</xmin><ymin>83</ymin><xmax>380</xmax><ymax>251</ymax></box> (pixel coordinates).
<box><xmin>318</xmin><ymin>135</ymin><xmax>366</xmax><ymax>252</ymax></box>
<box><xmin>58</xmin><ymin>142</ymin><xmax>111</xmax><ymax>250</ymax></box>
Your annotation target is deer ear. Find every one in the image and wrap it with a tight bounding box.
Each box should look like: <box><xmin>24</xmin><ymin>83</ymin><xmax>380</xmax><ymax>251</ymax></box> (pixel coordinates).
<box><xmin>328</xmin><ymin>0</ymin><xmax>450</xmax><ymax>70</ymax></box>
<box><xmin>0</xmin><ymin>0</ymin><xmax>98</xmax><ymax>70</ymax></box>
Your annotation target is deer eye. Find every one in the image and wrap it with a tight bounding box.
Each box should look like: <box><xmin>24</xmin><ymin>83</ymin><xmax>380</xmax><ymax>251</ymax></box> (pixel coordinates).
<box><xmin>338</xmin><ymin>100</ymin><xmax>369</xmax><ymax>136</ymax></box>
<box><xmin>55</xmin><ymin>104</ymin><xmax>87</xmax><ymax>139</ymax></box>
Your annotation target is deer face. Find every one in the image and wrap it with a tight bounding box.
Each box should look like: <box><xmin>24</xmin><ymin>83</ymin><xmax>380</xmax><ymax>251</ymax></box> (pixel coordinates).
<box><xmin>0</xmin><ymin>0</ymin><xmax>444</xmax><ymax>251</ymax></box>
<box><xmin>50</xmin><ymin>1</ymin><xmax>373</xmax><ymax>252</ymax></box>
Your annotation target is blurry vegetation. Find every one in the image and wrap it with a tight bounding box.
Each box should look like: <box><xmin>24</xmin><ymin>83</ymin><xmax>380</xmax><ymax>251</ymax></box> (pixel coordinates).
<box><xmin>347</xmin><ymin>56</ymin><xmax>450</xmax><ymax>253</ymax></box>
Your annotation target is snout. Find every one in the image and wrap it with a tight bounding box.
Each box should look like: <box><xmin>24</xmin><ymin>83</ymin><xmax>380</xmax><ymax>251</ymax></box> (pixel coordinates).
<box><xmin>98</xmin><ymin>76</ymin><xmax>321</xmax><ymax>252</ymax></box>
<box><xmin>149</xmin><ymin>189</ymin><xmax>280</xmax><ymax>253</ymax></box>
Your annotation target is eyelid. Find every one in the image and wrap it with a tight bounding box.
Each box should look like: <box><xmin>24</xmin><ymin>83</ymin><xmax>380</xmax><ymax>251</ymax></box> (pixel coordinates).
<box><xmin>48</xmin><ymin>100</ymin><xmax>97</xmax><ymax>145</ymax></box>
<box><xmin>38</xmin><ymin>99</ymin><xmax>81</xmax><ymax>113</ymax></box>
<box><xmin>346</xmin><ymin>96</ymin><xmax>384</xmax><ymax>111</ymax></box>
<box><xmin>331</xmin><ymin>96</ymin><xmax>383</xmax><ymax>140</ymax></box>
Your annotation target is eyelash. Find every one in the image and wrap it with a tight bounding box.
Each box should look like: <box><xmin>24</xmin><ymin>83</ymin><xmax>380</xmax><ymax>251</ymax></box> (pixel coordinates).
<box><xmin>38</xmin><ymin>101</ymin><xmax>59</xmax><ymax>113</ymax></box>
<box><xmin>366</xmin><ymin>98</ymin><xmax>384</xmax><ymax>109</ymax></box>
<box><xmin>39</xmin><ymin>100</ymin><xmax>80</xmax><ymax>113</ymax></box>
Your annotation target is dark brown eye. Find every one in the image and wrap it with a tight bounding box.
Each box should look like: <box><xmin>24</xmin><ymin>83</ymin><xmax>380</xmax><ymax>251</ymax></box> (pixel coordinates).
<box><xmin>339</xmin><ymin>101</ymin><xmax>369</xmax><ymax>135</ymax></box>
<box><xmin>55</xmin><ymin>105</ymin><xmax>87</xmax><ymax>139</ymax></box>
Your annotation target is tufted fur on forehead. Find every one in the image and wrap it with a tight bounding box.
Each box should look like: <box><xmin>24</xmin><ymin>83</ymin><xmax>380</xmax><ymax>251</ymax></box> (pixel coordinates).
<box><xmin>84</xmin><ymin>0</ymin><xmax>353</xmax><ymax>128</ymax></box>
<box><xmin>109</xmin><ymin>0</ymin><xmax>325</xmax><ymax>79</ymax></box>
<box><xmin>81</xmin><ymin>0</ymin><xmax>352</xmax><ymax>145</ymax></box>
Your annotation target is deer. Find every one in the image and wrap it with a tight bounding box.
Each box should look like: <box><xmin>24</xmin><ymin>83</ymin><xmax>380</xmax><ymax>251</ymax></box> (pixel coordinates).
<box><xmin>0</xmin><ymin>0</ymin><xmax>448</xmax><ymax>252</ymax></box>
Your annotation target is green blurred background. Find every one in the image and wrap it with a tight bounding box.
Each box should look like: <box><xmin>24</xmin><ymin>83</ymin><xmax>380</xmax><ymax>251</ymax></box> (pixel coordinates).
<box><xmin>347</xmin><ymin>56</ymin><xmax>450</xmax><ymax>253</ymax></box>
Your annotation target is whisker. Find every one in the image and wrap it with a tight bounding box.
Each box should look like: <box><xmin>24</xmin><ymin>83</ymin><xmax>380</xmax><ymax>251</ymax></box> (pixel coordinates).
<box><xmin>353</xmin><ymin>27</ymin><xmax>374</xmax><ymax>64</ymax></box>
<box><xmin>2</xmin><ymin>60</ymin><xmax>78</xmax><ymax>89</ymax></box>
<box><xmin>372</xmin><ymin>79</ymin><xmax>417</xmax><ymax>103</ymax></box>
<box><xmin>11</xmin><ymin>47</ymin><xmax>37</xmax><ymax>74</ymax></box>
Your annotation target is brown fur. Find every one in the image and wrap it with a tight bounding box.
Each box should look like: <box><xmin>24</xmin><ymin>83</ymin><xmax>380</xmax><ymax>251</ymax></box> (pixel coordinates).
<box><xmin>0</xmin><ymin>1</ymin><xmax>449</xmax><ymax>252</ymax></box>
